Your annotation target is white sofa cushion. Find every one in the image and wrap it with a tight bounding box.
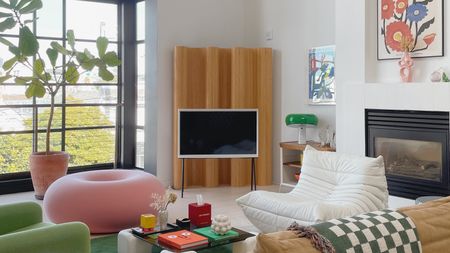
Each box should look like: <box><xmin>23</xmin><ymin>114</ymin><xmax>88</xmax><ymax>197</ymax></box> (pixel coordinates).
<box><xmin>236</xmin><ymin>146</ymin><xmax>388</xmax><ymax>233</ymax></box>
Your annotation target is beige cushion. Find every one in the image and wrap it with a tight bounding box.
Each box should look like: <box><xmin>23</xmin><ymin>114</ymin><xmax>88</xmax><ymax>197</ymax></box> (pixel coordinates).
<box><xmin>253</xmin><ymin>231</ymin><xmax>320</xmax><ymax>253</ymax></box>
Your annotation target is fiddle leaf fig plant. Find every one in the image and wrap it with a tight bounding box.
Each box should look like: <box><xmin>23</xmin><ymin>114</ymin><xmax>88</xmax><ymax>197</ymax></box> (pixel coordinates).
<box><xmin>0</xmin><ymin>0</ymin><xmax>121</xmax><ymax>154</ymax></box>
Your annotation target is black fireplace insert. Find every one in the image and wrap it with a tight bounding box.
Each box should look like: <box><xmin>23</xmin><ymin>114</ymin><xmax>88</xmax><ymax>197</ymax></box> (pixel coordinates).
<box><xmin>366</xmin><ymin>109</ymin><xmax>450</xmax><ymax>199</ymax></box>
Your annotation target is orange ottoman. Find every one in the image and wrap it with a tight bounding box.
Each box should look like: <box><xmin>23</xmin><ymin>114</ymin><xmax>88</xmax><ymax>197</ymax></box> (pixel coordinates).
<box><xmin>43</xmin><ymin>169</ymin><xmax>165</xmax><ymax>234</ymax></box>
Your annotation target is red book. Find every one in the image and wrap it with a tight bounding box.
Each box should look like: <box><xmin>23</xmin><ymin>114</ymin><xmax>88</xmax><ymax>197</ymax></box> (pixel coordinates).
<box><xmin>158</xmin><ymin>230</ymin><xmax>208</xmax><ymax>249</ymax></box>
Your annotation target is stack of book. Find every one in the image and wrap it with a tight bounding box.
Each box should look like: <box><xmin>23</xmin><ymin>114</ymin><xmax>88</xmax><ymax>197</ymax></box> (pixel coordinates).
<box><xmin>157</xmin><ymin>230</ymin><xmax>208</xmax><ymax>250</ymax></box>
<box><xmin>193</xmin><ymin>227</ymin><xmax>239</xmax><ymax>246</ymax></box>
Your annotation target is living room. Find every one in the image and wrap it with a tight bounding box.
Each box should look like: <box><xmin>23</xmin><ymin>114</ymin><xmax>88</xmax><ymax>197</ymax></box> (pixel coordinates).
<box><xmin>1</xmin><ymin>0</ymin><xmax>450</xmax><ymax>252</ymax></box>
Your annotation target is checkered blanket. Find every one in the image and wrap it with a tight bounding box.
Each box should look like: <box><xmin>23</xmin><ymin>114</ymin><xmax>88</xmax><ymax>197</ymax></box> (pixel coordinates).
<box><xmin>288</xmin><ymin>209</ymin><xmax>422</xmax><ymax>253</ymax></box>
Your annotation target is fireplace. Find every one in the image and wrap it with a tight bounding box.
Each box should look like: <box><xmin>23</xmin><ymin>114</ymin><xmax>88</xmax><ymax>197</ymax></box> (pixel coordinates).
<box><xmin>366</xmin><ymin>109</ymin><xmax>450</xmax><ymax>199</ymax></box>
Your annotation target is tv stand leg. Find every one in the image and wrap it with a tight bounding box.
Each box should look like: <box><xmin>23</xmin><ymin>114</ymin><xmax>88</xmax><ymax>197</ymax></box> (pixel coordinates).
<box><xmin>251</xmin><ymin>158</ymin><xmax>256</xmax><ymax>191</ymax></box>
<box><xmin>181</xmin><ymin>158</ymin><xmax>185</xmax><ymax>198</ymax></box>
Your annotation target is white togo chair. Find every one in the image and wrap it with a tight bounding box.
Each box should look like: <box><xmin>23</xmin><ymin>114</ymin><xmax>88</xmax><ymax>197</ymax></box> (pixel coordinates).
<box><xmin>236</xmin><ymin>145</ymin><xmax>388</xmax><ymax>233</ymax></box>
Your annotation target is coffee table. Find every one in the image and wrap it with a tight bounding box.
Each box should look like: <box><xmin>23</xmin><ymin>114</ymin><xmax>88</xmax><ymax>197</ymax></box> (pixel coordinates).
<box><xmin>123</xmin><ymin>226</ymin><xmax>254</xmax><ymax>253</ymax></box>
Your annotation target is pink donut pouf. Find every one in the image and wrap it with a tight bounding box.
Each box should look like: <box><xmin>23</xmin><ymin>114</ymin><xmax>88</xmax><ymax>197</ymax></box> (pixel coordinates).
<box><xmin>43</xmin><ymin>169</ymin><xmax>165</xmax><ymax>234</ymax></box>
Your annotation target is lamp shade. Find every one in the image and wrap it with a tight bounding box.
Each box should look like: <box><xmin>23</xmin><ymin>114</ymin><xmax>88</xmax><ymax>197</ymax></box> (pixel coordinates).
<box><xmin>285</xmin><ymin>114</ymin><xmax>318</xmax><ymax>127</ymax></box>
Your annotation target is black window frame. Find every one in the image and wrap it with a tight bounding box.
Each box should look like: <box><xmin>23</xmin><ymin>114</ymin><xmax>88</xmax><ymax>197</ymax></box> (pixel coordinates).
<box><xmin>0</xmin><ymin>0</ymin><xmax>140</xmax><ymax>194</ymax></box>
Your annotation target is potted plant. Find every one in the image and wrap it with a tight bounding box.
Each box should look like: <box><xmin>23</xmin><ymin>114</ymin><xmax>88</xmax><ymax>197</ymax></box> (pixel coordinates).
<box><xmin>0</xmin><ymin>0</ymin><xmax>121</xmax><ymax>199</ymax></box>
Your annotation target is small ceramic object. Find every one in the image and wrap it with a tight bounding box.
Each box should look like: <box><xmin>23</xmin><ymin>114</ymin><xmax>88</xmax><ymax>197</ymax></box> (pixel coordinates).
<box><xmin>211</xmin><ymin>214</ymin><xmax>231</xmax><ymax>235</ymax></box>
<box><xmin>430</xmin><ymin>71</ymin><xmax>442</xmax><ymax>82</ymax></box>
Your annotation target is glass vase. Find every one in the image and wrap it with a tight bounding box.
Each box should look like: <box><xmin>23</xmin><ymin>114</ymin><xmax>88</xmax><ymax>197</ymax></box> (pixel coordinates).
<box><xmin>158</xmin><ymin>210</ymin><xmax>168</xmax><ymax>230</ymax></box>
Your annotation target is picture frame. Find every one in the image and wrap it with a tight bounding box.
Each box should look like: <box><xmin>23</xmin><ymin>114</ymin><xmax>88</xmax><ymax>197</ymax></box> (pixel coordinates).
<box><xmin>377</xmin><ymin>0</ymin><xmax>444</xmax><ymax>60</ymax></box>
<box><xmin>308</xmin><ymin>45</ymin><xmax>336</xmax><ymax>105</ymax></box>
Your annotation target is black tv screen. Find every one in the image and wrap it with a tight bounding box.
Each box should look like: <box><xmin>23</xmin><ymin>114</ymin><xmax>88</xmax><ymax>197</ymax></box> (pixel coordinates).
<box><xmin>178</xmin><ymin>109</ymin><xmax>258</xmax><ymax>158</ymax></box>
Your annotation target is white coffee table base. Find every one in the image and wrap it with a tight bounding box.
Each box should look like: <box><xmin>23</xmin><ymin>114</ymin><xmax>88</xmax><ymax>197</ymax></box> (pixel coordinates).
<box><xmin>118</xmin><ymin>229</ymin><xmax>150</xmax><ymax>253</ymax></box>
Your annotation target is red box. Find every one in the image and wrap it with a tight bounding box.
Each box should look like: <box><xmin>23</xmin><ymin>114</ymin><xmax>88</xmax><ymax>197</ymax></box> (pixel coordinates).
<box><xmin>188</xmin><ymin>203</ymin><xmax>211</xmax><ymax>227</ymax></box>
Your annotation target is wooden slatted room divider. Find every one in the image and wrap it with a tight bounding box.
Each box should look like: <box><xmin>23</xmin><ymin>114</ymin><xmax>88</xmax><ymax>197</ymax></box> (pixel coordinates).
<box><xmin>172</xmin><ymin>46</ymin><xmax>272</xmax><ymax>189</ymax></box>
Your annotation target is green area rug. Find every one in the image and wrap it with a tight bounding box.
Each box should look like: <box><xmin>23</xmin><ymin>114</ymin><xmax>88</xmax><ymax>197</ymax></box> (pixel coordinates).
<box><xmin>90</xmin><ymin>234</ymin><xmax>233</xmax><ymax>253</ymax></box>
<box><xmin>91</xmin><ymin>234</ymin><xmax>118</xmax><ymax>253</ymax></box>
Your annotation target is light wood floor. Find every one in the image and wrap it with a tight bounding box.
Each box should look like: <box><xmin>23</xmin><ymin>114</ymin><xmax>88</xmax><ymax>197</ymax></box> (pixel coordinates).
<box><xmin>0</xmin><ymin>185</ymin><xmax>279</xmax><ymax>233</ymax></box>
<box><xmin>0</xmin><ymin>185</ymin><xmax>415</xmax><ymax>234</ymax></box>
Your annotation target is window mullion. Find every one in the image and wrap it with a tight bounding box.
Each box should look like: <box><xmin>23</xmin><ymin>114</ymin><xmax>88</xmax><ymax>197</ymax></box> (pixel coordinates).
<box><xmin>61</xmin><ymin>0</ymin><xmax>67</xmax><ymax>152</ymax></box>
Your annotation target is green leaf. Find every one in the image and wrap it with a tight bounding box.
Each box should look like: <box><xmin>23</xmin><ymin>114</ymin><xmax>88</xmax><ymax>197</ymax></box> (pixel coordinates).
<box><xmin>16</xmin><ymin>0</ymin><xmax>32</xmax><ymax>10</ymax></box>
<box><xmin>65</xmin><ymin>64</ymin><xmax>79</xmax><ymax>84</ymax></box>
<box><xmin>8</xmin><ymin>45</ymin><xmax>20</xmax><ymax>56</ymax></box>
<box><xmin>0</xmin><ymin>17</ymin><xmax>16</xmax><ymax>32</ymax></box>
<box><xmin>46</xmin><ymin>48</ymin><xmax>58</xmax><ymax>66</ymax></box>
<box><xmin>25</xmin><ymin>79</ymin><xmax>45</xmax><ymax>98</ymax></box>
<box><xmin>42</xmin><ymin>72</ymin><xmax>51</xmax><ymax>81</ymax></box>
<box><xmin>0</xmin><ymin>36</ymin><xmax>14</xmax><ymax>47</ymax></box>
<box><xmin>19</xmin><ymin>26</ymin><xmax>39</xmax><ymax>56</ymax></box>
<box><xmin>0</xmin><ymin>12</ymin><xmax>12</xmax><ymax>18</ymax></box>
<box><xmin>443</xmin><ymin>72</ymin><xmax>450</xmax><ymax>82</ymax></box>
<box><xmin>23</xmin><ymin>18</ymin><xmax>38</xmax><ymax>25</ymax></box>
<box><xmin>0</xmin><ymin>1</ymin><xmax>10</xmax><ymax>8</ymax></box>
<box><xmin>102</xmin><ymin>51</ymin><xmax>121</xmax><ymax>67</ymax></box>
<box><xmin>84</xmin><ymin>49</ymin><xmax>94</xmax><ymax>59</ymax></box>
<box><xmin>50</xmin><ymin>41</ymin><xmax>70</xmax><ymax>55</ymax></box>
<box><xmin>19</xmin><ymin>0</ymin><xmax>42</xmax><ymax>14</ymax></box>
<box><xmin>76</xmin><ymin>52</ymin><xmax>95</xmax><ymax>71</ymax></box>
<box><xmin>14</xmin><ymin>76</ymin><xmax>31</xmax><ymax>84</ymax></box>
<box><xmin>33</xmin><ymin>58</ymin><xmax>44</xmax><ymax>74</ymax></box>
<box><xmin>420</xmin><ymin>0</ymin><xmax>434</xmax><ymax>4</ymax></box>
<box><xmin>96</xmin><ymin>37</ymin><xmax>108</xmax><ymax>57</ymax></box>
<box><xmin>2</xmin><ymin>56</ymin><xmax>17</xmax><ymax>70</ymax></box>
<box><xmin>9</xmin><ymin>0</ymin><xmax>18</xmax><ymax>8</ymax></box>
<box><xmin>98</xmin><ymin>67</ymin><xmax>113</xmax><ymax>81</ymax></box>
<box><xmin>417</xmin><ymin>18</ymin><xmax>435</xmax><ymax>37</ymax></box>
<box><xmin>66</xmin><ymin>29</ymin><xmax>75</xmax><ymax>50</ymax></box>
<box><xmin>0</xmin><ymin>74</ymin><xmax>11</xmax><ymax>83</ymax></box>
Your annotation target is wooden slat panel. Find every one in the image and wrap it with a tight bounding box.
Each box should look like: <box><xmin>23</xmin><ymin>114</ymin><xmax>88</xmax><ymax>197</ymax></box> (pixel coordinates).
<box><xmin>256</xmin><ymin>48</ymin><xmax>273</xmax><ymax>185</ymax></box>
<box><xmin>230</xmin><ymin>48</ymin><xmax>257</xmax><ymax>187</ymax></box>
<box><xmin>204</xmin><ymin>47</ymin><xmax>231</xmax><ymax>187</ymax></box>
<box><xmin>173</xmin><ymin>46</ymin><xmax>207</xmax><ymax>189</ymax></box>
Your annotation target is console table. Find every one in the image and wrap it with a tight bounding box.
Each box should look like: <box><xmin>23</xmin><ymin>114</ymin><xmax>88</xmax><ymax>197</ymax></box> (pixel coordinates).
<box><xmin>279</xmin><ymin>141</ymin><xmax>335</xmax><ymax>189</ymax></box>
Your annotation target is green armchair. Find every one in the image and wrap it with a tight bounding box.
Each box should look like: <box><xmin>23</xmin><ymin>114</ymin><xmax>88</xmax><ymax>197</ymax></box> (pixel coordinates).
<box><xmin>0</xmin><ymin>202</ymin><xmax>90</xmax><ymax>253</ymax></box>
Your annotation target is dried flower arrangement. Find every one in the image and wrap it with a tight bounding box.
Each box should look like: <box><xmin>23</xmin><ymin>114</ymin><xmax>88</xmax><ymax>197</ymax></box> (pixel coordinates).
<box><xmin>400</xmin><ymin>36</ymin><xmax>414</xmax><ymax>53</ymax></box>
<box><xmin>150</xmin><ymin>189</ymin><xmax>177</xmax><ymax>212</ymax></box>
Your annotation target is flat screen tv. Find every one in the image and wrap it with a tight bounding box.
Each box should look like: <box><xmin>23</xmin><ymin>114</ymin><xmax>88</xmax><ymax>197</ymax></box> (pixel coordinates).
<box><xmin>178</xmin><ymin>109</ymin><xmax>258</xmax><ymax>158</ymax></box>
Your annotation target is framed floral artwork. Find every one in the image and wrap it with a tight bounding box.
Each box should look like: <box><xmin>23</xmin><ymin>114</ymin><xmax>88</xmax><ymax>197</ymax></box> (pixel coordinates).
<box><xmin>308</xmin><ymin>45</ymin><xmax>335</xmax><ymax>105</ymax></box>
<box><xmin>377</xmin><ymin>0</ymin><xmax>444</xmax><ymax>60</ymax></box>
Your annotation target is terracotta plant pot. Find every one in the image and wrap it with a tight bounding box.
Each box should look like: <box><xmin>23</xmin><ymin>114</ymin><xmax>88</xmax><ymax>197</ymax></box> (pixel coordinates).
<box><xmin>29</xmin><ymin>151</ymin><xmax>69</xmax><ymax>200</ymax></box>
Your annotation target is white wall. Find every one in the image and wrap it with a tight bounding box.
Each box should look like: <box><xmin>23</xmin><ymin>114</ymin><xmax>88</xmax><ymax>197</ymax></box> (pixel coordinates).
<box><xmin>145</xmin><ymin>0</ymin><xmax>336</xmax><ymax>185</ymax></box>
<box><xmin>145</xmin><ymin>0</ymin><xmax>246</xmax><ymax>186</ymax></box>
<box><xmin>245</xmin><ymin>0</ymin><xmax>336</xmax><ymax>184</ymax></box>
<box><xmin>335</xmin><ymin>0</ymin><xmax>367</xmax><ymax>154</ymax></box>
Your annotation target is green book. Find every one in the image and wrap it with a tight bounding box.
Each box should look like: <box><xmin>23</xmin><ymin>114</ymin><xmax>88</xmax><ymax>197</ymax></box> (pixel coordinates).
<box><xmin>193</xmin><ymin>227</ymin><xmax>239</xmax><ymax>242</ymax></box>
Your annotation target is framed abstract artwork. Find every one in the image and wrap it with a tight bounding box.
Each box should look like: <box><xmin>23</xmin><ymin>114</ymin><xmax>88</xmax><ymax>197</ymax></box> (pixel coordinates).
<box><xmin>308</xmin><ymin>45</ymin><xmax>335</xmax><ymax>105</ymax></box>
<box><xmin>377</xmin><ymin>0</ymin><xmax>444</xmax><ymax>60</ymax></box>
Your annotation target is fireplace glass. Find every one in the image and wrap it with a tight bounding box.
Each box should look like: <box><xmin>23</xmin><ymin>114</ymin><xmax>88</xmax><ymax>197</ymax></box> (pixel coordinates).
<box><xmin>375</xmin><ymin>137</ymin><xmax>442</xmax><ymax>182</ymax></box>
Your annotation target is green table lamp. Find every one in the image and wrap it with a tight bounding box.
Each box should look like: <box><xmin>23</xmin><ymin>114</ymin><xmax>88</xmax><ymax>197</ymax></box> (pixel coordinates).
<box><xmin>285</xmin><ymin>114</ymin><xmax>318</xmax><ymax>144</ymax></box>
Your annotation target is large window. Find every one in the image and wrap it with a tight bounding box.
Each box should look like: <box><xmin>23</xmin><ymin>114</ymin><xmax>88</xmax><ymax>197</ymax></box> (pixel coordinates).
<box><xmin>0</xmin><ymin>0</ymin><xmax>121</xmax><ymax>179</ymax></box>
<box><xmin>136</xmin><ymin>0</ymin><xmax>145</xmax><ymax>168</ymax></box>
